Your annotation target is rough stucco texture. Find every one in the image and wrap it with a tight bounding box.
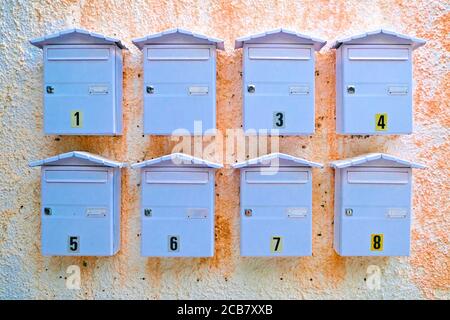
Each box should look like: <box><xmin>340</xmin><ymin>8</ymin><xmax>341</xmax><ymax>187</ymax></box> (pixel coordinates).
<box><xmin>0</xmin><ymin>0</ymin><xmax>449</xmax><ymax>299</ymax></box>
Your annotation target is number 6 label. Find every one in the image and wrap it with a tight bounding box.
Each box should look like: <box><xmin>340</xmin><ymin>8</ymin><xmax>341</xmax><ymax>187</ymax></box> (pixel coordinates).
<box><xmin>71</xmin><ymin>110</ymin><xmax>83</xmax><ymax>128</ymax></box>
<box><xmin>168</xmin><ymin>235</ymin><xmax>180</xmax><ymax>252</ymax></box>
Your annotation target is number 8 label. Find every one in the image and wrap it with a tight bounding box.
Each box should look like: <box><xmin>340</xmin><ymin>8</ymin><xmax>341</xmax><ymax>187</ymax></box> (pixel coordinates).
<box><xmin>370</xmin><ymin>234</ymin><xmax>384</xmax><ymax>251</ymax></box>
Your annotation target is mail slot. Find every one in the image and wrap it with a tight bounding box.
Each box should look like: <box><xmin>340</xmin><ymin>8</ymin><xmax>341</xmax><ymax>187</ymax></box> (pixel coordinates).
<box><xmin>133</xmin><ymin>28</ymin><xmax>224</xmax><ymax>135</ymax></box>
<box><xmin>233</xmin><ymin>153</ymin><xmax>323</xmax><ymax>256</ymax></box>
<box><xmin>331</xmin><ymin>153</ymin><xmax>425</xmax><ymax>256</ymax></box>
<box><xmin>235</xmin><ymin>29</ymin><xmax>326</xmax><ymax>135</ymax></box>
<box><xmin>29</xmin><ymin>151</ymin><xmax>125</xmax><ymax>256</ymax></box>
<box><xmin>332</xmin><ymin>29</ymin><xmax>426</xmax><ymax>134</ymax></box>
<box><xmin>30</xmin><ymin>28</ymin><xmax>126</xmax><ymax>135</ymax></box>
<box><xmin>132</xmin><ymin>153</ymin><xmax>222</xmax><ymax>257</ymax></box>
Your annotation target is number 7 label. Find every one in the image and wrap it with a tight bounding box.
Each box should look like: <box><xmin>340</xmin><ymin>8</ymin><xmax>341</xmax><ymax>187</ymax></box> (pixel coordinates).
<box><xmin>270</xmin><ymin>236</ymin><xmax>283</xmax><ymax>253</ymax></box>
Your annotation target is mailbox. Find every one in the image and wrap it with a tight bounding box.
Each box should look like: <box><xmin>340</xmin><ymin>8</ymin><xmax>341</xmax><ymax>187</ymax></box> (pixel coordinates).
<box><xmin>131</xmin><ymin>153</ymin><xmax>222</xmax><ymax>257</ymax></box>
<box><xmin>29</xmin><ymin>151</ymin><xmax>125</xmax><ymax>256</ymax></box>
<box><xmin>332</xmin><ymin>29</ymin><xmax>426</xmax><ymax>134</ymax></box>
<box><xmin>30</xmin><ymin>28</ymin><xmax>126</xmax><ymax>135</ymax></box>
<box><xmin>331</xmin><ymin>153</ymin><xmax>425</xmax><ymax>256</ymax></box>
<box><xmin>235</xmin><ymin>29</ymin><xmax>326</xmax><ymax>135</ymax></box>
<box><xmin>233</xmin><ymin>153</ymin><xmax>323</xmax><ymax>256</ymax></box>
<box><xmin>132</xmin><ymin>28</ymin><xmax>224</xmax><ymax>135</ymax></box>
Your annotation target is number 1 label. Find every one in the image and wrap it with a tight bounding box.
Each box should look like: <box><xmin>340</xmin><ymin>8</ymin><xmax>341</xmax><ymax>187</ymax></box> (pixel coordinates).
<box><xmin>375</xmin><ymin>113</ymin><xmax>387</xmax><ymax>131</ymax></box>
<box><xmin>71</xmin><ymin>110</ymin><xmax>83</xmax><ymax>128</ymax></box>
<box><xmin>270</xmin><ymin>236</ymin><xmax>283</xmax><ymax>253</ymax></box>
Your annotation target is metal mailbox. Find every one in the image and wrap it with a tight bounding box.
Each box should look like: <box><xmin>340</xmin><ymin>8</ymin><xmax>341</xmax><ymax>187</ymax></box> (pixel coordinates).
<box><xmin>332</xmin><ymin>29</ymin><xmax>426</xmax><ymax>134</ymax></box>
<box><xmin>132</xmin><ymin>29</ymin><xmax>224</xmax><ymax>135</ymax></box>
<box><xmin>331</xmin><ymin>153</ymin><xmax>425</xmax><ymax>256</ymax></box>
<box><xmin>29</xmin><ymin>151</ymin><xmax>125</xmax><ymax>256</ymax></box>
<box><xmin>235</xmin><ymin>29</ymin><xmax>326</xmax><ymax>135</ymax></box>
<box><xmin>233</xmin><ymin>153</ymin><xmax>323</xmax><ymax>256</ymax></box>
<box><xmin>132</xmin><ymin>153</ymin><xmax>222</xmax><ymax>257</ymax></box>
<box><xmin>30</xmin><ymin>28</ymin><xmax>126</xmax><ymax>135</ymax></box>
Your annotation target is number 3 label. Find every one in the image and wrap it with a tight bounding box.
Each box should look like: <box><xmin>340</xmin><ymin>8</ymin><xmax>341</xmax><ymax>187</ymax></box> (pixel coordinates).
<box><xmin>370</xmin><ymin>234</ymin><xmax>384</xmax><ymax>251</ymax></box>
<box><xmin>71</xmin><ymin>110</ymin><xmax>83</xmax><ymax>128</ymax></box>
<box><xmin>270</xmin><ymin>236</ymin><xmax>283</xmax><ymax>253</ymax></box>
<box><xmin>375</xmin><ymin>113</ymin><xmax>387</xmax><ymax>131</ymax></box>
<box><xmin>273</xmin><ymin>112</ymin><xmax>285</xmax><ymax>128</ymax></box>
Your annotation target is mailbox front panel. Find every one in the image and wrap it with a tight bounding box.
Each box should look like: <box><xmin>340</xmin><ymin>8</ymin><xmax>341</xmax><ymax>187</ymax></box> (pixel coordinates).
<box><xmin>44</xmin><ymin>45</ymin><xmax>121</xmax><ymax>135</ymax></box>
<box><xmin>338</xmin><ymin>45</ymin><xmax>413</xmax><ymax>134</ymax></box>
<box><xmin>144</xmin><ymin>45</ymin><xmax>216</xmax><ymax>134</ymax></box>
<box><xmin>41</xmin><ymin>166</ymin><xmax>116</xmax><ymax>256</ymax></box>
<box><xmin>240</xmin><ymin>168</ymin><xmax>312</xmax><ymax>256</ymax></box>
<box><xmin>336</xmin><ymin>167</ymin><xmax>412</xmax><ymax>256</ymax></box>
<box><xmin>141</xmin><ymin>169</ymin><xmax>214</xmax><ymax>256</ymax></box>
<box><xmin>243</xmin><ymin>44</ymin><xmax>315</xmax><ymax>134</ymax></box>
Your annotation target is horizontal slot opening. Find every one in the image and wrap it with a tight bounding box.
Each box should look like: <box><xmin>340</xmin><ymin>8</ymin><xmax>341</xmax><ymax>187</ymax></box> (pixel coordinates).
<box><xmin>145</xmin><ymin>171</ymin><xmax>209</xmax><ymax>184</ymax></box>
<box><xmin>347</xmin><ymin>171</ymin><xmax>409</xmax><ymax>184</ymax></box>
<box><xmin>147</xmin><ymin>48</ymin><xmax>210</xmax><ymax>60</ymax></box>
<box><xmin>348</xmin><ymin>48</ymin><xmax>409</xmax><ymax>61</ymax></box>
<box><xmin>45</xmin><ymin>170</ymin><xmax>108</xmax><ymax>183</ymax></box>
<box><xmin>248</xmin><ymin>47</ymin><xmax>311</xmax><ymax>60</ymax></box>
<box><xmin>245</xmin><ymin>171</ymin><xmax>308</xmax><ymax>184</ymax></box>
<box><xmin>47</xmin><ymin>48</ymin><xmax>110</xmax><ymax>61</ymax></box>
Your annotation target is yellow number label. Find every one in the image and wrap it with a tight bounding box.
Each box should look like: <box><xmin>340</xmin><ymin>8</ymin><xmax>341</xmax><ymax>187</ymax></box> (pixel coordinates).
<box><xmin>371</xmin><ymin>234</ymin><xmax>384</xmax><ymax>251</ymax></box>
<box><xmin>270</xmin><ymin>236</ymin><xmax>283</xmax><ymax>253</ymax></box>
<box><xmin>375</xmin><ymin>113</ymin><xmax>387</xmax><ymax>131</ymax></box>
<box><xmin>71</xmin><ymin>110</ymin><xmax>83</xmax><ymax>128</ymax></box>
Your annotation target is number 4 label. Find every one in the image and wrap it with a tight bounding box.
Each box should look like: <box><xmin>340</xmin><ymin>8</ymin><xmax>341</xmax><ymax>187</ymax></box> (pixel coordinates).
<box><xmin>375</xmin><ymin>113</ymin><xmax>387</xmax><ymax>131</ymax></box>
<box><xmin>270</xmin><ymin>236</ymin><xmax>283</xmax><ymax>253</ymax></box>
<box><xmin>71</xmin><ymin>110</ymin><xmax>83</xmax><ymax>128</ymax></box>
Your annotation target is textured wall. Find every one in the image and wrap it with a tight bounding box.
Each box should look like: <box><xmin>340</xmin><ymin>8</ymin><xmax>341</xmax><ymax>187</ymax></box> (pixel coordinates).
<box><xmin>0</xmin><ymin>0</ymin><xmax>449</xmax><ymax>299</ymax></box>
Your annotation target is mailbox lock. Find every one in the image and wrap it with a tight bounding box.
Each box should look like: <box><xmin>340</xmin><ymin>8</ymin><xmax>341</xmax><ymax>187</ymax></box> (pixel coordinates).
<box><xmin>144</xmin><ymin>208</ymin><xmax>152</xmax><ymax>217</ymax></box>
<box><xmin>46</xmin><ymin>86</ymin><xmax>54</xmax><ymax>94</ymax></box>
<box><xmin>146</xmin><ymin>86</ymin><xmax>154</xmax><ymax>94</ymax></box>
<box><xmin>347</xmin><ymin>85</ymin><xmax>356</xmax><ymax>94</ymax></box>
<box><xmin>44</xmin><ymin>207</ymin><xmax>52</xmax><ymax>216</ymax></box>
<box><xmin>345</xmin><ymin>208</ymin><xmax>353</xmax><ymax>216</ymax></box>
<box><xmin>247</xmin><ymin>85</ymin><xmax>256</xmax><ymax>94</ymax></box>
<box><xmin>244</xmin><ymin>209</ymin><xmax>253</xmax><ymax>217</ymax></box>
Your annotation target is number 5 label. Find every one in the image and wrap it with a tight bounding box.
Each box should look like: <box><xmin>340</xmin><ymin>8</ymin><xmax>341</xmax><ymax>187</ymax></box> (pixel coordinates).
<box><xmin>270</xmin><ymin>236</ymin><xmax>283</xmax><ymax>253</ymax></box>
<box><xmin>375</xmin><ymin>113</ymin><xmax>387</xmax><ymax>131</ymax></box>
<box><xmin>71</xmin><ymin>110</ymin><xmax>83</xmax><ymax>128</ymax></box>
<box><xmin>370</xmin><ymin>234</ymin><xmax>384</xmax><ymax>251</ymax></box>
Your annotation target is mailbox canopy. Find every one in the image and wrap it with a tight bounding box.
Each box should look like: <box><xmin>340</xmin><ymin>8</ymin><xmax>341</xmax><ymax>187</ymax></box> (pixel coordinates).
<box><xmin>29</xmin><ymin>151</ymin><xmax>124</xmax><ymax>256</ymax></box>
<box><xmin>30</xmin><ymin>29</ymin><xmax>126</xmax><ymax>135</ymax></box>
<box><xmin>332</xmin><ymin>29</ymin><xmax>426</xmax><ymax>135</ymax></box>
<box><xmin>132</xmin><ymin>28</ymin><xmax>224</xmax><ymax>50</ymax></box>
<box><xmin>234</xmin><ymin>153</ymin><xmax>322</xmax><ymax>257</ymax></box>
<box><xmin>331</xmin><ymin>29</ymin><xmax>426</xmax><ymax>50</ymax></box>
<box><xmin>133</xmin><ymin>153</ymin><xmax>222</xmax><ymax>257</ymax></box>
<box><xmin>235</xmin><ymin>29</ymin><xmax>326</xmax><ymax>135</ymax></box>
<box><xmin>133</xmin><ymin>29</ymin><xmax>224</xmax><ymax>135</ymax></box>
<box><xmin>30</xmin><ymin>28</ymin><xmax>127</xmax><ymax>49</ymax></box>
<box><xmin>331</xmin><ymin>153</ymin><xmax>425</xmax><ymax>256</ymax></box>
<box><xmin>235</xmin><ymin>28</ymin><xmax>326</xmax><ymax>50</ymax></box>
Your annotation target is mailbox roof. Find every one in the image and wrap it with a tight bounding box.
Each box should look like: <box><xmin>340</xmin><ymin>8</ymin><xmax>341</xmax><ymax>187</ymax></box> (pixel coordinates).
<box><xmin>29</xmin><ymin>151</ymin><xmax>126</xmax><ymax>168</ymax></box>
<box><xmin>232</xmin><ymin>153</ymin><xmax>323</xmax><ymax>168</ymax></box>
<box><xmin>30</xmin><ymin>28</ymin><xmax>127</xmax><ymax>49</ymax></box>
<box><xmin>330</xmin><ymin>153</ymin><xmax>426</xmax><ymax>169</ymax></box>
<box><xmin>331</xmin><ymin>29</ymin><xmax>426</xmax><ymax>50</ymax></box>
<box><xmin>131</xmin><ymin>153</ymin><xmax>223</xmax><ymax>169</ymax></box>
<box><xmin>234</xmin><ymin>28</ymin><xmax>326</xmax><ymax>51</ymax></box>
<box><xmin>132</xmin><ymin>28</ymin><xmax>224</xmax><ymax>50</ymax></box>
